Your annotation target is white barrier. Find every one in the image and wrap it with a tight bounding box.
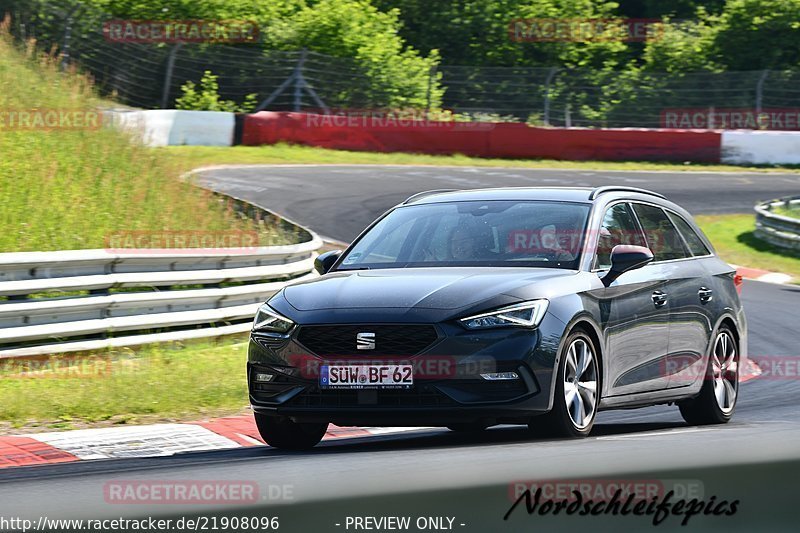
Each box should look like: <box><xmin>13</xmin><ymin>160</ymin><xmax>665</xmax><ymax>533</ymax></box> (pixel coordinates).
<box><xmin>721</xmin><ymin>131</ymin><xmax>800</xmax><ymax>165</ymax></box>
<box><xmin>111</xmin><ymin>110</ymin><xmax>235</xmax><ymax>147</ymax></box>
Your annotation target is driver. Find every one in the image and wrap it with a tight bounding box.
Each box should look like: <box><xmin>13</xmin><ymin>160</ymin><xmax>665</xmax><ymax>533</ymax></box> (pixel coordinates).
<box><xmin>450</xmin><ymin>226</ymin><xmax>475</xmax><ymax>260</ymax></box>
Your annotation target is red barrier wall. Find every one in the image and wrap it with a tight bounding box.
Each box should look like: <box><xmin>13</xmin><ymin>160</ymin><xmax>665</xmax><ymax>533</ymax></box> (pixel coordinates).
<box><xmin>241</xmin><ymin>112</ymin><xmax>722</xmax><ymax>162</ymax></box>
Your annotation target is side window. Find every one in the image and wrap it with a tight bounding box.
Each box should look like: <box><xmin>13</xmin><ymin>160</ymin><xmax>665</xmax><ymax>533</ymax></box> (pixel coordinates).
<box><xmin>594</xmin><ymin>203</ymin><xmax>646</xmax><ymax>270</ymax></box>
<box><xmin>631</xmin><ymin>203</ymin><xmax>691</xmax><ymax>261</ymax></box>
<box><xmin>667</xmin><ymin>212</ymin><xmax>712</xmax><ymax>257</ymax></box>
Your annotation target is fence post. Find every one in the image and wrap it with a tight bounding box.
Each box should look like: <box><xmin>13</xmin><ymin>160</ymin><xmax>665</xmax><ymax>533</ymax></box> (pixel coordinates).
<box><xmin>755</xmin><ymin>69</ymin><xmax>769</xmax><ymax>120</ymax></box>
<box><xmin>425</xmin><ymin>64</ymin><xmax>438</xmax><ymax>117</ymax></box>
<box><xmin>293</xmin><ymin>49</ymin><xmax>307</xmax><ymax>112</ymax></box>
<box><xmin>161</xmin><ymin>43</ymin><xmax>183</xmax><ymax>109</ymax></box>
<box><xmin>543</xmin><ymin>67</ymin><xmax>559</xmax><ymax>126</ymax></box>
<box><xmin>60</xmin><ymin>12</ymin><xmax>74</xmax><ymax>71</ymax></box>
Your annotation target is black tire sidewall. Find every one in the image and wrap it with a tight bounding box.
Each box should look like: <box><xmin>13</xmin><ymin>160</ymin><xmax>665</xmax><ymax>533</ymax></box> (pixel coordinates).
<box><xmin>548</xmin><ymin>329</ymin><xmax>601</xmax><ymax>438</ymax></box>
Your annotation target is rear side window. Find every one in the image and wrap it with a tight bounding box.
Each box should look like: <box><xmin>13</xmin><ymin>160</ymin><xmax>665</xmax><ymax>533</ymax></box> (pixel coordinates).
<box><xmin>667</xmin><ymin>212</ymin><xmax>712</xmax><ymax>257</ymax></box>
<box><xmin>631</xmin><ymin>203</ymin><xmax>691</xmax><ymax>261</ymax></box>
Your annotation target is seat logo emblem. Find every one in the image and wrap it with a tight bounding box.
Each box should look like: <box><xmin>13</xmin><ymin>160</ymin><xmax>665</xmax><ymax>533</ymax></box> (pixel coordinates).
<box><xmin>356</xmin><ymin>332</ymin><xmax>376</xmax><ymax>350</ymax></box>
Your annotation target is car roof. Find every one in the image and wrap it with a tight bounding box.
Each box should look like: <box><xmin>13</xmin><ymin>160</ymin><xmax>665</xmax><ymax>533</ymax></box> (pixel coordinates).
<box><xmin>402</xmin><ymin>186</ymin><xmax>665</xmax><ymax>206</ymax></box>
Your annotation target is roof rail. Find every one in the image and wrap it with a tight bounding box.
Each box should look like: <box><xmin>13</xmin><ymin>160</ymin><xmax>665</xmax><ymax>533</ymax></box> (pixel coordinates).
<box><xmin>589</xmin><ymin>186</ymin><xmax>666</xmax><ymax>200</ymax></box>
<box><xmin>402</xmin><ymin>189</ymin><xmax>458</xmax><ymax>204</ymax></box>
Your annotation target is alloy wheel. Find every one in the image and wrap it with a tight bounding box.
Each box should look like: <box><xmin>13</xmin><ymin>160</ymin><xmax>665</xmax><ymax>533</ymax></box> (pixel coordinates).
<box><xmin>563</xmin><ymin>338</ymin><xmax>598</xmax><ymax>430</ymax></box>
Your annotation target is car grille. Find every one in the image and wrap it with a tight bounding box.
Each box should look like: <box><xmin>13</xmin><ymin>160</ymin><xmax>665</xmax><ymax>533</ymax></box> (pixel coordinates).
<box><xmin>296</xmin><ymin>324</ymin><xmax>439</xmax><ymax>356</ymax></box>
<box><xmin>287</xmin><ymin>384</ymin><xmax>455</xmax><ymax>408</ymax></box>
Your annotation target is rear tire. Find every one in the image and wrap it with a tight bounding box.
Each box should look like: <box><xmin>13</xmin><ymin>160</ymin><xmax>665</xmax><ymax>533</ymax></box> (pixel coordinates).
<box><xmin>678</xmin><ymin>325</ymin><xmax>738</xmax><ymax>425</ymax></box>
<box><xmin>254</xmin><ymin>413</ymin><xmax>328</xmax><ymax>450</ymax></box>
<box><xmin>530</xmin><ymin>329</ymin><xmax>600</xmax><ymax>438</ymax></box>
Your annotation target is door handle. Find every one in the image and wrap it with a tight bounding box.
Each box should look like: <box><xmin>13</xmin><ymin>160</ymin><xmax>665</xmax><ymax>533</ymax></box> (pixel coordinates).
<box><xmin>698</xmin><ymin>287</ymin><xmax>713</xmax><ymax>303</ymax></box>
<box><xmin>651</xmin><ymin>290</ymin><xmax>668</xmax><ymax>307</ymax></box>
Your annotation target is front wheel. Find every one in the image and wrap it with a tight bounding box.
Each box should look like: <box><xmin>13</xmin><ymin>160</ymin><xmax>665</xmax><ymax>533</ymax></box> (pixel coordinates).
<box><xmin>678</xmin><ymin>325</ymin><xmax>739</xmax><ymax>425</ymax></box>
<box><xmin>254</xmin><ymin>413</ymin><xmax>328</xmax><ymax>450</ymax></box>
<box><xmin>530</xmin><ymin>330</ymin><xmax>600</xmax><ymax>438</ymax></box>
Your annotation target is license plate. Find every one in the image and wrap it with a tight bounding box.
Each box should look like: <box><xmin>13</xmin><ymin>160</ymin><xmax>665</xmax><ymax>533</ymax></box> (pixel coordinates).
<box><xmin>320</xmin><ymin>364</ymin><xmax>413</xmax><ymax>389</ymax></box>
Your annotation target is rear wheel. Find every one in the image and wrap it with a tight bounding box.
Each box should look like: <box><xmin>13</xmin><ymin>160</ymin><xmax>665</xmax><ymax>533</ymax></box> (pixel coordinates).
<box><xmin>530</xmin><ymin>330</ymin><xmax>599</xmax><ymax>438</ymax></box>
<box><xmin>678</xmin><ymin>325</ymin><xmax>738</xmax><ymax>425</ymax></box>
<box><xmin>254</xmin><ymin>413</ymin><xmax>328</xmax><ymax>450</ymax></box>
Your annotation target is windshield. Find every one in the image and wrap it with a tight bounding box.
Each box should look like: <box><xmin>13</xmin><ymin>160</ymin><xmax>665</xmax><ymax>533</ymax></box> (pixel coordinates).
<box><xmin>338</xmin><ymin>200</ymin><xmax>591</xmax><ymax>270</ymax></box>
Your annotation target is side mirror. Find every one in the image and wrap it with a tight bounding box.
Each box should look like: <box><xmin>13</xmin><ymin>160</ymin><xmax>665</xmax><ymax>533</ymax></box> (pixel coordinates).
<box><xmin>602</xmin><ymin>245</ymin><xmax>653</xmax><ymax>287</ymax></box>
<box><xmin>314</xmin><ymin>250</ymin><xmax>342</xmax><ymax>275</ymax></box>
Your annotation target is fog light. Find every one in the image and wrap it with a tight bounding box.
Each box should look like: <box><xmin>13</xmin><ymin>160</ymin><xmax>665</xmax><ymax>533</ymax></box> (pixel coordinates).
<box><xmin>254</xmin><ymin>372</ymin><xmax>275</xmax><ymax>382</ymax></box>
<box><xmin>480</xmin><ymin>372</ymin><xmax>519</xmax><ymax>381</ymax></box>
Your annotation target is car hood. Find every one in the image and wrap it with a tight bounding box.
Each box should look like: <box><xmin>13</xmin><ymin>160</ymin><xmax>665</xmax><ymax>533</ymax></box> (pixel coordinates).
<box><xmin>282</xmin><ymin>267</ymin><xmax>574</xmax><ymax>311</ymax></box>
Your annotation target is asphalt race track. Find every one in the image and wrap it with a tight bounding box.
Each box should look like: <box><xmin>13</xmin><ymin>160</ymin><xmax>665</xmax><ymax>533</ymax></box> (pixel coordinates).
<box><xmin>194</xmin><ymin>165</ymin><xmax>800</xmax><ymax>242</ymax></box>
<box><xmin>2</xmin><ymin>165</ymin><xmax>800</xmax><ymax>531</ymax></box>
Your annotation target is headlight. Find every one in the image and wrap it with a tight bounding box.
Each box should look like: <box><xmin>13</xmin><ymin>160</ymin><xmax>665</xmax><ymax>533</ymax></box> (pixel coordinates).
<box><xmin>460</xmin><ymin>300</ymin><xmax>549</xmax><ymax>330</ymax></box>
<box><xmin>252</xmin><ymin>304</ymin><xmax>295</xmax><ymax>333</ymax></box>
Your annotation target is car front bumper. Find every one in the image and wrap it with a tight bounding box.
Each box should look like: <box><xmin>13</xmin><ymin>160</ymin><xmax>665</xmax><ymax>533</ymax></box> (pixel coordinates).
<box><xmin>247</xmin><ymin>314</ymin><xmax>567</xmax><ymax>426</ymax></box>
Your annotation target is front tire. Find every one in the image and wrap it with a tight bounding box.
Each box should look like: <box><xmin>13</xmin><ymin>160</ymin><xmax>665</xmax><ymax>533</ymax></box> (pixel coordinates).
<box><xmin>530</xmin><ymin>329</ymin><xmax>600</xmax><ymax>438</ymax></box>
<box><xmin>678</xmin><ymin>325</ymin><xmax>739</xmax><ymax>425</ymax></box>
<box><xmin>254</xmin><ymin>413</ymin><xmax>328</xmax><ymax>450</ymax></box>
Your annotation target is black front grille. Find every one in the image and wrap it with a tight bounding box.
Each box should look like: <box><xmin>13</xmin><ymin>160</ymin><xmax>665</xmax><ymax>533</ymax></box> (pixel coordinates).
<box><xmin>296</xmin><ymin>324</ymin><xmax>439</xmax><ymax>356</ymax></box>
<box><xmin>288</xmin><ymin>384</ymin><xmax>455</xmax><ymax>408</ymax></box>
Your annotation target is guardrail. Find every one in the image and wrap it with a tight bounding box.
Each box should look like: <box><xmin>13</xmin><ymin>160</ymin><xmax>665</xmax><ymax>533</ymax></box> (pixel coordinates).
<box><xmin>0</xmin><ymin>241</ymin><xmax>321</xmax><ymax>359</ymax></box>
<box><xmin>754</xmin><ymin>196</ymin><xmax>800</xmax><ymax>252</ymax></box>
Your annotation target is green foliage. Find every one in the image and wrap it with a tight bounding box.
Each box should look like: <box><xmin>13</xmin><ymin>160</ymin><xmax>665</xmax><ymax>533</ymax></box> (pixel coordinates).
<box><xmin>175</xmin><ymin>70</ymin><xmax>257</xmax><ymax>112</ymax></box>
<box><xmin>262</xmin><ymin>0</ymin><xmax>441</xmax><ymax>108</ymax></box>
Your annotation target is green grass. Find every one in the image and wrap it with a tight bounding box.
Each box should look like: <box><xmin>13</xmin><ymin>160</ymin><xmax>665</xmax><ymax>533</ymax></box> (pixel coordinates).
<box><xmin>696</xmin><ymin>214</ymin><xmax>800</xmax><ymax>279</ymax></box>
<box><xmin>0</xmin><ymin>36</ymin><xmax>291</xmax><ymax>252</ymax></box>
<box><xmin>0</xmin><ymin>336</ymin><xmax>249</xmax><ymax>431</ymax></box>
<box><xmin>162</xmin><ymin>144</ymin><xmax>800</xmax><ymax>174</ymax></box>
<box><xmin>773</xmin><ymin>205</ymin><xmax>800</xmax><ymax>218</ymax></box>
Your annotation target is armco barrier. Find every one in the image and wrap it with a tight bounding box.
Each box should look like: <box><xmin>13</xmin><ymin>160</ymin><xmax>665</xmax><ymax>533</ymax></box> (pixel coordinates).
<box><xmin>110</xmin><ymin>109</ymin><xmax>235</xmax><ymax>147</ymax></box>
<box><xmin>0</xmin><ymin>240</ymin><xmax>321</xmax><ymax>359</ymax></box>
<box><xmin>754</xmin><ymin>196</ymin><xmax>800</xmax><ymax>252</ymax></box>
<box><xmin>0</xmin><ymin>190</ymin><xmax>322</xmax><ymax>358</ymax></box>
<box><xmin>241</xmin><ymin>112</ymin><xmax>723</xmax><ymax>162</ymax></box>
<box><xmin>0</xmin><ymin>241</ymin><xmax>322</xmax><ymax>358</ymax></box>
<box><xmin>721</xmin><ymin>130</ymin><xmax>800</xmax><ymax>165</ymax></box>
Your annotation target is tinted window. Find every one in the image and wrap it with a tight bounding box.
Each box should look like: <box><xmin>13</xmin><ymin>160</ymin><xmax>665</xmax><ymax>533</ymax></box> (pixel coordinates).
<box><xmin>594</xmin><ymin>203</ymin><xmax>646</xmax><ymax>270</ymax></box>
<box><xmin>338</xmin><ymin>200</ymin><xmax>591</xmax><ymax>270</ymax></box>
<box><xmin>667</xmin><ymin>212</ymin><xmax>712</xmax><ymax>257</ymax></box>
<box><xmin>631</xmin><ymin>203</ymin><xmax>691</xmax><ymax>261</ymax></box>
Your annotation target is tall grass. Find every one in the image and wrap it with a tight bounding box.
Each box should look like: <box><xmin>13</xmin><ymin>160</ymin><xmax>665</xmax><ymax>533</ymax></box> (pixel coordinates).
<box><xmin>0</xmin><ymin>28</ymin><xmax>290</xmax><ymax>252</ymax></box>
